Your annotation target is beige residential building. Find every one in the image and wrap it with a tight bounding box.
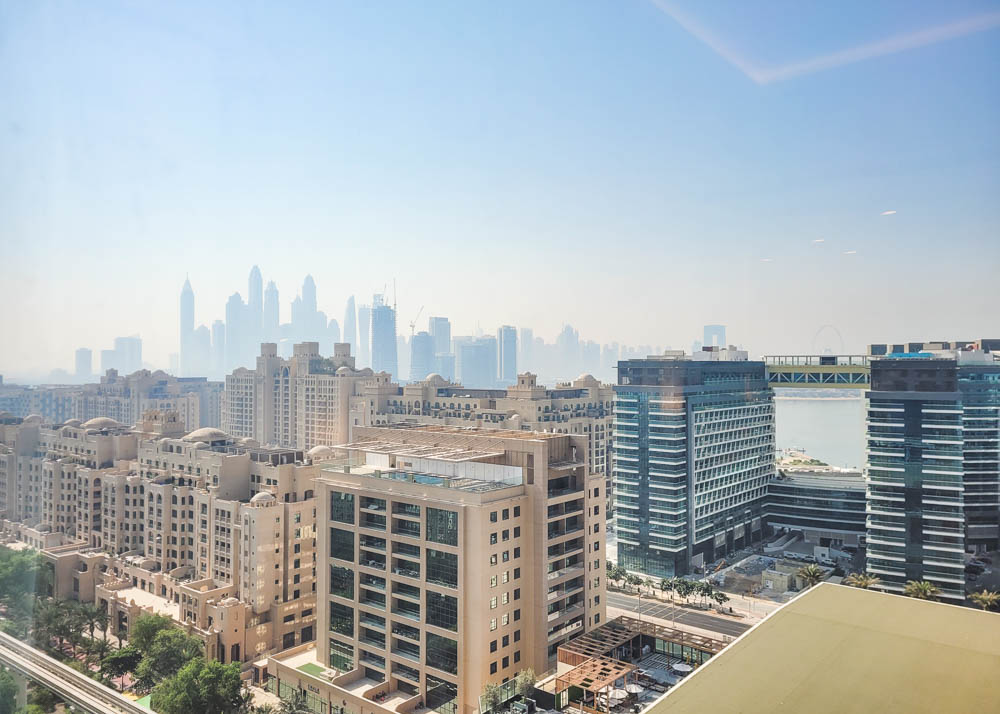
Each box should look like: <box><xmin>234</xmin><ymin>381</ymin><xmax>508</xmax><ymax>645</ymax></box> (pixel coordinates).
<box><xmin>223</xmin><ymin>342</ymin><xmax>394</xmax><ymax>451</ymax></box>
<box><xmin>256</xmin><ymin>424</ymin><xmax>606</xmax><ymax>714</ymax></box>
<box><xmin>2</xmin><ymin>411</ymin><xmax>322</xmax><ymax>664</ymax></box>
<box><xmin>376</xmin><ymin>373</ymin><xmax>614</xmax><ymax>512</ymax></box>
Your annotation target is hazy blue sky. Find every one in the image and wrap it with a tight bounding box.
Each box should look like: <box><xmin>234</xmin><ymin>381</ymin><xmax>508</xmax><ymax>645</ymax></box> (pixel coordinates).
<box><xmin>2</xmin><ymin>0</ymin><xmax>998</xmax><ymax>376</ymax></box>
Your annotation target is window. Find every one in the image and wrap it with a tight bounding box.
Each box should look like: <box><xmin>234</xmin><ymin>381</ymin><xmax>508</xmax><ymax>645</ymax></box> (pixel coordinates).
<box><xmin>426</xmin><ymin>591</ymin><xmax>458</xmax><ymax>631</ymax></box>
<box><xmin>513</xmin><ymin>526</ymin><xmax>520</xmax><ymax>538</ymax></box>
<box><xmin>490</xmin><ymin>662</ymin><xmax>498</xmax><ymax>675</ymax></box>
<box><xmin>490</xmin><ymin>511</ymin><xmax>498</xmax><ymax>523</ymax></box>
<box><xmin>502</xmin><ymin>551</ymin><xmax>510</xmax><ymax>563</ymax></box>
<box><xmin>514</xmin><ymin>506</ymin><xmax>520</xmax><ymax>517</ymax></box>
<box><xmin>329</xmin><ymin>638</ymin><xmax>353</xmax><ymax>671</ymax></box>
<box><xmin>502</xmin><ymin>529</ymin><xmax>509</xmax><ymax>541</ymax></box>
<box><xmin>514</xmin><ymin>588</ymin><xmax>520</xmax><ymax>601</ymax></box>
<box><xmin>501</xmin><ymin>571</ymin><xmax>509</xmax><ymax>584</ymax></box>
<box><xmin>514</xmin><ymin>568</ymin><xmax>520</xmax><ymax>580</ymax></box>
<box><xmin>426</xmin><ymin>508</ymin><xmax>458</xmax><ymax>546</ymax></box>
<box><xmin>513</xmin><ymin>547</ymin><xmax>520</xmax><ymax>559</ymax></box>
<box><xmin>426</xmin><ymin>633</ymin><xmax>458</xmax><ymax>674</ymax></box>
<box><xmin>490</xmin><ymin>554</ymin><xmax>498</xmax><ymax>565</ymax></box>
<box><xmin>330</xmin><ymin>491</ymin><xmax>355</xmax><ymax>524</ymax></box>
<box><xmin>490</xmin><ymin>597</ymin><xmax>497</xmax><ymax>609</ymax></box>
<box><xmin>514</xmin><ymin>609</ymin><xmax>520</xmax><ymax>621</ymax></box>
<box><xmin>514</xmin><ymin>630</ymin><xmax>520</xmax><ymax>642</ymax></box>
<box><xmin>329</xmin><ymin>602</ymin><xmax>354</xmax><ymax>636</ymax></box>
<box><xmin>502</xmin><ymin>508</ymin><xmax>509</xmax><ymax>520</ymax></box>
<box><xmin>490</xmin><ymin>619</ymin><xmax>497</xmax><ymax>631</ymax></box>
<box><xmin>502</xmin><ymin>635</ymin><xmax>509</xmax><ymax>647</ymax></box>
<box><xmin>426</xmin><ymin>549</ymin><xmax>458</xmax><ymax>588</ymax></box>
<box><xmin>502</xmin><ymin>656</ymin><xmax>509</xmax><ymax>669</ymax></box>
<box><xmin>490</xmin><ymin>532</ymin><xmax>498</xmax><ymax>545</ymax></box>
<box><xmin>490</xmin><ymin>640</ymin><xmax>497</xmax><ymax>653</ymax></box>
<box><xmin>329</xmin><ymin>528</ymin><xmax>354</xmax><ymax>562</ymax></box>
<box><xmin>514</xmin><ymin>650</ymin><xmax>520</xmax><ymax>663</ymax></box>
<box><xmin>502</xmin><ymin>613</ymin><xmax>509</xmax><ymax>626</ymax></box>
<box><xmin>330</xmin><ymin>565</ymin><xmax>354</xmax><ymax>599</ymax></box>
<box><xmin>490</xmin><ymin>575</ymin><xmax>497</xmax><ymax>587</ymax></box>
<box><xmin>502</xmin><ymin>592</ymin><xmax>509</xmax><ymax>605</ymax></box>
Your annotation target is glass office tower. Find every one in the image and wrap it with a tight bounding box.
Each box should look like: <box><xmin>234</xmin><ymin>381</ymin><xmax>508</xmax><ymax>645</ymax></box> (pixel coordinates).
<box><xmin>613</xmin><ymin>350</ymin><xmax>774</xmax><ymax>577</ymax></box>
<box><xmin>866</xmin><ymin>351</ymin><xmax>1000</xmax><ymax>602</ymax></box>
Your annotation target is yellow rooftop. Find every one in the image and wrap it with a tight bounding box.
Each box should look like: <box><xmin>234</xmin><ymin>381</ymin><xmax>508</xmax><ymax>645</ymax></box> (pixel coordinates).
<box><xmin>652</xmin><ymin>582</ymin><xmax>1000</xmax><ymax>714</ymax></box>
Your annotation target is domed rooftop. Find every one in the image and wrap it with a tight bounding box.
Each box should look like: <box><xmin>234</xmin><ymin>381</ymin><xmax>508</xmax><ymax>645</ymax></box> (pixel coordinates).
<box><xmin>62</xmin><ymin>419</ymin><xmax>83</xmax><ymax>428</ymax></box>
<box><xmin>24</xmin><ymin>414</ymin><xmax>44</xmax><ymax>424</ymax></box>
<box><xmin>250</xmin><ymin>491</ymin><xmax>277</xmax><ymax>505</ymax></box>
<box><xmin>424</xmin><ymin>373</ymin><xmax>449</xmax><ymax>385</ymax></box>
<box><xmin>336</xmin><ymin>366</ymin><xmax>353</xmax><ymax>375</ymax></box>
<box><xmin>82</xmin><ymin>417</ymin><xmax>120</xmax><ymax>429</ymax></box>
<box><xmin>182</xmin><ymin>427</ymin><xmax>229</xmax><ymax>443</ymax></box>
<box><xmin>307</xmin><ymin>445</ymin><xmax>335</xmax><ymax>459</ymax></box>
<box><xmin>575</xmin><ymin>373</ymin><xmax>597</xmax><ymax>383</ymax></box>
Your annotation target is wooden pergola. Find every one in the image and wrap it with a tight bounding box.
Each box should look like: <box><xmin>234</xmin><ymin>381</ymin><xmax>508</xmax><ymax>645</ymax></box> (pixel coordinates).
<box><xmin>555</xmin><ymin>655</ymin><xmax>638</xmax><ymax>714</ymax></box>
<box><xmin>558</xmin><ymin>615</ymin><xmax>728</xmax><ymax>668</ymax></box>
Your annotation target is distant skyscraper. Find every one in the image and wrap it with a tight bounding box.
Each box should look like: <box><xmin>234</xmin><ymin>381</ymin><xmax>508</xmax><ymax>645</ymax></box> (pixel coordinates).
<box><xmin>343</xmin><ymin>296</ymin><xmax>357</xmax><ymax>355</ymax></box>
<box><xmin>263</xmin><ymin>281</ymin><xmax>279</xmax><ymax>342</ymax></box>
<box><xmin>410</xmin><ymin>331</ymin><xmax>435</xmax><ymax>382</ymax></box>
<box><xmin>225</xmin><ymin>292</ymin><xmax>247</xmax><ymax>371</ymax></box>
<box><xmin>428</xmin><ymin>316</ymin><xmax>451</xmax><ymax>355</ymax></box>
<box><xmin>519</xmin><ymin>327</ymin><xmax>533</xmax><ymax>368</ymax></box>
<box><xmin>113</xmin><ymin>336</ymin><xmax>142</xmax><ymax>374</ymax></box>
<box><xmin>357</xmin><ymin>304</ymin><xmax>372</xmax><ymax>368</ymax></box>
<box><xmin>211</xmin><ymin>320</ymin><xmax>226</xmax><ymax>378</ymax></box>
<box><xmin>248</xmin><ymin>265</ymin><xmax>263</xmax><ymax>336</ymax></box>
<box><xmin>100</xmin><ymin>349</ymin><xmax>117</xmax><ymax>373</ymax></box>
<box><xmin>192</xmin><ymin>326</ymin><xmax>211</xmax><ymax>376</ymax></box>
<box><xmin>74</xmin><ymin>348</ymin><xmax>92</xmax><ymax>380</ymax></box>
<box><xmin>370</xmin><ymin>295</ymin><xmax>398</xmax><ymax>379</ymax></box>
<box><xmin>179</xmin><ymin>276</ymin><xmax>194</xmax><ymax>376</ymax></box>
<box><xmin>497</xmin><ymin>325</ymin><xmax>517</xmax><ymax>384</ymax></box>
<box><xmin>435</xmin><ymin>353</ymin><xmax>456</xmax><ymax>381</ymax></box>
<box><xmin>458</xmin><ymin>336</ymin><xmax>497</xmax><ymax>388</ymax></box>
<box><xmin>302</xmin><ymin>275</ymin><xmax>317</xmax><ymax>314</ymax></box>
<box><xmin>703</xmin><ymin>324</ymin><xmax>726</xmax><ymax>348</ymax></box>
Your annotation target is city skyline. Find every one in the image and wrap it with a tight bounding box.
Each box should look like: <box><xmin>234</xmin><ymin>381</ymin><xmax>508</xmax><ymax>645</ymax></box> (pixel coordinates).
<box><xmin>3</xmin><ymin>2</ymin><xmax>997</xmax><ymax>376</ymax></box>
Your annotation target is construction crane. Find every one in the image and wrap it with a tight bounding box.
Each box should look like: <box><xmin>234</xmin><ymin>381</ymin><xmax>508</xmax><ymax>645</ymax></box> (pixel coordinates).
<box><xmin>409</xmin><ymin>306</ymin><xmax>424</xmax><ymax>336</ymax></box>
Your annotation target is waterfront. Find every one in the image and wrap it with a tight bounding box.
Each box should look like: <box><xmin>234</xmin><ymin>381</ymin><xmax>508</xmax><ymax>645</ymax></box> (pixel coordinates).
<box><xmin>775</xmin><ymin>394</ymin><xmax>866</xmax><ymax>470</ymax></box>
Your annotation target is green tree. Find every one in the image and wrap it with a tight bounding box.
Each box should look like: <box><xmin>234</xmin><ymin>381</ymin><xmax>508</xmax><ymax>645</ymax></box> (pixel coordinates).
<box><xmin>712</xmin><ymin>591</ymin><xmax>730</xmax><ymax>607</ymax></box>
<box><xmin>515</xmin><ymin>668</ymin><xmax>536</xmax><ymax>699</ymax></box>
<box><xmin>0</xmin><ymin>667</ymin><xmax>19</xmax><ymax>714</ymax></box>
<box><xmin>135</xmin><ymin>628</ymin><xmax>203</xmax><ymax>690</ymax></box>
<box><xmin>130</xmin><ymin>613</ymin><xmax>175</xmax><ymax>653</ymax></box>
<box><xmin>480</xmin><ymin>682</ymin><xmax>503</xmax><ymax>714</ymax></box>
<box><xmin>27</xmin><ymin>681</ymin><xmax>63</xmax><ymax>713</ymax></box>
<box><xmin>903</xmin><ymin>580</ymin><xmax>940</xmax><ymax>601</ymax></box>
<box><xmin>843</xmin><ymin>572</ymin><xmax>880</xmax><ymax>590</ymax></box>
<box><xmin>102</xmin><ymin>646</ymin><xmax>142</xmax><ymax>692</ymax></box>
<box><xmin>797</xmin><ymin>564</ymin><xmax>825</xmax><ymax>588</ymax></box>
<box><xmin>150</xmin><ymin>659</ymin><xmax>245</xmax><ymax>714</ymax></box>
<box><xmin>970</xmin><ymin>589</ymin><xmax>1000</xmax><ymax>611</ymax></box>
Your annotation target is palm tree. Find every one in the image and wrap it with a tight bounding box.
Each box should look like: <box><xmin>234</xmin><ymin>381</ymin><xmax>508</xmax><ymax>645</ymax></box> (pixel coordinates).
<box><xmin>797</xmin><ymin>564</ymin><xmax>825</xmax><ymax>588</ymax></box>
<box><xmin>903</xmin><ymin>580</ymin><xmax>940</xmax><ymax>601</ymax></box>
<box><xmin>843</xmin><ymin>572</ymin><xmax>880</xmax><ymax>590</ymax></box>
<box><xmin>969</xmin><ymin>589</ymin><xmax>1000</xmax><ymax>611</ymax></box>
<box><xmin>643</xmin><ymin>578</ymin><xmax>654</xmax><ymax>597</ymax></box>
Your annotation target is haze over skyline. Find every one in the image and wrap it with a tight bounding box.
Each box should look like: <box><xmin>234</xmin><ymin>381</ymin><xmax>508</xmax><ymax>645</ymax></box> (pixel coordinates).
<box><xmin>2</xmin><ymin>1</ymin><xmax>998</xmax><ymax>376</ymax></box>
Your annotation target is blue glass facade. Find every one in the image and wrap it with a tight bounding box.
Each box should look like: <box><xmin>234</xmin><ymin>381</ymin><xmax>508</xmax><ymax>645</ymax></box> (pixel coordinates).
<box><xmin>865</xmin><ymin>356</ymin><xmax>1000</xmax><ymax>602</ymax></box>
<box><xmin>614</xmin><ymin>359</ymin><xmax>774</xmax><ymax>577</ymax></box>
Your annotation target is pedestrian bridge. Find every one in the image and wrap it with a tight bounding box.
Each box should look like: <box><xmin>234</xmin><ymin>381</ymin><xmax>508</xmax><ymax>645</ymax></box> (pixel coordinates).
<box><xmin>0</xmin><ymin>631</ymin><xmax>149</xmax><ymax>714</ymax></box>
<box><xmin>764</xmin><ymin>355</ymin><xmax>870</xmax><ymax>389</ymax></box>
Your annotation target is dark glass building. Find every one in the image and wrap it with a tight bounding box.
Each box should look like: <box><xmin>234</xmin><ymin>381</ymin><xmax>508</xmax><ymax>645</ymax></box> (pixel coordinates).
<box><xmin>865</xmin><ymin>351</ymin><xmax>1000</xmax><ymax>602</ymax></box>
<box><xmin>613</xmin><ymin>351</ymin><xmax>775</xmax><ymax>577</ymax></box>
<box><xmin>765</xmin><ymin>470</ymin><xmax>866</xmax><ymax>547</ymax></box>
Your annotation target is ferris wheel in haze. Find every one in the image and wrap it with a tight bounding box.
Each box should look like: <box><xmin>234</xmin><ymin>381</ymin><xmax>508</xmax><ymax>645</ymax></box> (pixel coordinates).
<box><xmin>811</xmin><ymin>325</ymin><xmax>845</xmax><ymax>355</ymax></box>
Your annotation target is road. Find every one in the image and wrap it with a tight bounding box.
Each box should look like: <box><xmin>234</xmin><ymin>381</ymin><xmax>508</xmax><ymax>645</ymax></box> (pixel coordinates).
<box><xmin>606</xmin><ymin>592</ymin><xmax>752</xmax><ymax>638</ymax></box>
<box><xmin>0</xmin><ymin>631</ymin><xmax>148</xmax><ymax>714</ymax></box>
